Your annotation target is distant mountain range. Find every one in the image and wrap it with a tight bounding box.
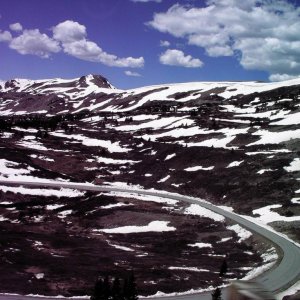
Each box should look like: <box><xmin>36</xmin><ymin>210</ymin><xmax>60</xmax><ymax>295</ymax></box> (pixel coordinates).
<box><xmin>1</xmin><ymin>74</ymin><xmax>300</xmax><ymax>116</ymax></box>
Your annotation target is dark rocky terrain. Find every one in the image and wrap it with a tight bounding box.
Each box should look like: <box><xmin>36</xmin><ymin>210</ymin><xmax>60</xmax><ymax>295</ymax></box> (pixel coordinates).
<box><xmin>0</xmin><ymin>188</ymin><xmax>269</xmax><ymax>296</ymax></box>
<box><xmin>0</xmin><ymin>75</ymin><xmax>299</xmax><ymax>297</ymax></box>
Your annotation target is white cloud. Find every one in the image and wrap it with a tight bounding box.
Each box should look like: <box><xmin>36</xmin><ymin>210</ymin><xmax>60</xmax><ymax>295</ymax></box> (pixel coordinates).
<box><xmin>206</xmin><ymin>45</ymin><xmax>233</xmax><ymax>57</ymax></box>
<box><xmin>160</xmin><ymin>40</ymin><xmax>170</xmax><ymax>47</ymax></box>
<box><xmin>269</xmin><ymin>73</ymin><xmax>300</xmax><ymax>82</ymax></box>
<box><xmin>52</xmin><ymin>20</ymin><xmax>86</xmax><ymax>43</ymax></box>
<box><xmin>149</xmin><ymin>1</ymin><xmax>300</xmax><ymax>79</ymax></box>
<box><xmin>159</xmin><ymin>49</ymin><xmax>203</xmax><ymax>68</ymax></box>
<box><xmin>9</xmin><ymin>29</ymin><xmax>60</xmax><ymax>58</ymax></box>
<box><xmin>1</xmin><ymin>19</ymin><xmax>143</xmax><ymax>68</ymax></box>
<box><xmin>0</xmin><ymin>30</ymin><xmax>12</xmax><ymax>42</ymax></box>
<box><xmin>52</xmin><ymin>20</ymin><xmax>144</xmax><ymax>68</ymax></box>
<box><xmin>125</xmin><ymin>70</ymin><xmax>142</xmax><ymax>77</ymax></box>
<box><xmin>9</xmin><ymin>23</ymin><xmax>23</xmax><ymax>32</ymax></box>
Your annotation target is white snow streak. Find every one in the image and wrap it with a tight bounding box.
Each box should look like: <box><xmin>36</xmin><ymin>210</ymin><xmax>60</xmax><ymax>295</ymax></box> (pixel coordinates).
<box><xmin>188</xmin><ymin>242</ymin><xmax>212</xmax><ymax>249</ymax></box>
<box><xmin>93</xmin><ymin>221</ymin><xmax>176</xmax><ymax>234</ymax></box>
<box><xmin>185</xmin><ymin>166</ymin><xmax>214</xmax><ymax>171</ymax></box>
<box><xmin>185</xmin><ymin>204</ymin><xmax>225</xmax><ymax>222</ymax></box>
<box><xmin>227</xmin><ymin>224</ymin><xmax>252</xmax><ymax>243</ymax></box>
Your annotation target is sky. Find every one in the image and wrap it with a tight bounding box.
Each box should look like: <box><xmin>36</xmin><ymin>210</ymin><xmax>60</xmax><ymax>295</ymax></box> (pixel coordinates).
<box><xmin>1</xmin><ymin>0</ymin><xmax>300</xmax><ymax>89</ymax></box>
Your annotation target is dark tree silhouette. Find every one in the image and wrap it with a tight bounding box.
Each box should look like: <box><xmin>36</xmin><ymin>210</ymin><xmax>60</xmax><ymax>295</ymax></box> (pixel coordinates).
<box><xmin>103</xmin><ymin>276</ymin><xmax>111</xmax><ymax>300</ymax></box>
<box><xmin>90</xmin><ymin>273</ymin><xmax>138</xmax><ymax>300</ymax></box>
<box><xmin>112</xmin><ymin>277</ymin><xmax>123</xmax><ymax>300</ymax></box>
<box><xmin>91</xmin><ymin>278</ymin><xmax>104</xmax><ymax>300</ymax></box>
<box><xmin>219</xmin><ymin>259</ymin><xmax>228</xmax><ymax>277</ymax></box>
<box><xmin>211</xmin><ymin>287</ymin><xmax>222</xmax><ymax>300</ymax></box>
<box><xmin>125</xmin><ymin>273</ymin><xmax>138</xmax><ymax>300</ymax></box>
<box><xmin>122</xmin><ymin>278</ymin><xmax>129</xmax><ymax>300</ymax></box>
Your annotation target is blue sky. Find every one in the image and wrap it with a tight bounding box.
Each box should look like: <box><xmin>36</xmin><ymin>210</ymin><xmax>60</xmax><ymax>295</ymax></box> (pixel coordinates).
<box><xmin>1</xmin><ymin>0</ymin><xmax>300</xmax><ymax>89</ymax></box>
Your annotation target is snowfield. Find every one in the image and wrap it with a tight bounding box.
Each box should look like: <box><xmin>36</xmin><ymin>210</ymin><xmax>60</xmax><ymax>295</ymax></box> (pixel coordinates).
<box><xmin>188</xmin><ymin>243</ymin><xmax>212</xmax><ymax>249</ymax></box>
<box><xmin>184</xmin><ymin>166</ymin><xmax>214</xmax><ymax>171</ymax></box>
<box><xmin>184</xmin><ymin>204</ymin><xmax>225</xmax><ymax>222</ymax></box>
<box><xmin>253</xmin><ymin>204</ymin><xmax>300</xmax><ymax>223</ymax></box>
<box><xmin>0</xmin><ymin>186</ymin><xmax>84</xmax><ymax>197</ymax></box>
<box><xmin>284</xmin><ymin>158</ymin><xmax>300</xmax><ymax>172</ymax></box>
<box><xmin>93</xmin><ymin>221</ymin><xmax>176</xmax><ymax>234</ymax></box>
<box><xmin>51</xmin><ymin>132</ymin><xmax>131</xmax><ymax>153</ymax></box>
<box><xmin>248</xmin><ymin>129</ymin><xmax>300</xmax><ymax>146</ymax></box>
<box><xmin>226</xmin><ymin>224</ymin><xmax>252</xmax><ymax>243</ymax></box>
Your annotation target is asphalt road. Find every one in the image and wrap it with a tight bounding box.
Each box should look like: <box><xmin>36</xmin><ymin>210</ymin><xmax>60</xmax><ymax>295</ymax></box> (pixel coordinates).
<box><xmin>0</xmin><ymin>179</ymin><xmax>299</xmax><ymax>300</ymax></box>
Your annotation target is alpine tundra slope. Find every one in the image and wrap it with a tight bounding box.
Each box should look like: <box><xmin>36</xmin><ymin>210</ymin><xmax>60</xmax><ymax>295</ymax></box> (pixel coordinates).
<box><xmin>0</xmin><ymin>179</ymin><xmax>299</xmax><ymax>300</ymax></box>
<box><xmin>1</xmin><ymin>75</ymin><xmax>300</xmax><ymax>299</ymax></box>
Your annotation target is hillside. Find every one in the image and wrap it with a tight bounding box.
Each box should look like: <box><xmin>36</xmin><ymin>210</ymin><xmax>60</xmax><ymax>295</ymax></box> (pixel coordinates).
<box><xmin>0</xmin><ymin>75</ymin><xmax>299</xmax><ymax>297</ymax></box>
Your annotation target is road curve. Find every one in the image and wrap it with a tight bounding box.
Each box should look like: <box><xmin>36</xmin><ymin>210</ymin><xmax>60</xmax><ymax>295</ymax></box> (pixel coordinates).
<box><xmin>0</xmin><ymin>179</ymin><xmax>299</xmax><ymax>300</ymax></box>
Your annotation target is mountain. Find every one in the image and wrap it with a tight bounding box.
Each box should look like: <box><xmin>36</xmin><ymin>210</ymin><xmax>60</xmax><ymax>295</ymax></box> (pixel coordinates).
<box><xmin>1</xmin><ymin>73</ymin><xmax>299</xmax><ymax>217</ymax></box>
<box><xmin>1</xmin><ymin>74</ymin><xmax>300</xmax><ymax>116</ymax></box>
<box><xmin>0</xmin><ymin>74</ymin><xmax>300</xmax><ymax>297</ymax></box>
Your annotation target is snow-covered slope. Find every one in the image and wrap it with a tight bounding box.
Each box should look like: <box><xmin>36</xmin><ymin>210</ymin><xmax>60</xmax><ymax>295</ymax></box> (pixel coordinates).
<box><xmin>0</xmin><ymin>74</ymin><xmax>114</xmax><ymax>92</ymax></box>
<box><xmin>0</xmin><ymin>75</ymin><xmax>300</xmax><ymax>116</ymax></box>
<box><xmin>0</xmin><ymin>75</ymin><xmax>300</xmax><ymax>297</ymax></box>
<box><xmin>0</xmin><ymin>74</ymin><xmax>300</xmax><ymax>209</ymax></box>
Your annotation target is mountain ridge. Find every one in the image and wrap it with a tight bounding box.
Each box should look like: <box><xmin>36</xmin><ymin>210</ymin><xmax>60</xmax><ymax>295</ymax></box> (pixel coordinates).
<box><xmin>0</xmin><ymin>74</ymin><xmax>300</xmax><ymax>116</ymax></box>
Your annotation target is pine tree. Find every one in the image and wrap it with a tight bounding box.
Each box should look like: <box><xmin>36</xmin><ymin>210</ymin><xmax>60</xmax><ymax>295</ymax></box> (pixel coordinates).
<box><xmin>219</xmin><ymin>259</ymin><xmax>228</xmax><ymax>277</ymax></box>
<box><xmin>91</xmin><ymin>278</ymin><xmax>104</xmax><ymax>300</ymax></box>
<box><xmin>91</xmin><ymin>273</ymin><xmax>138</xmax><ymax>300</ymax></box>
<box><xmin>124</xmin><ymin>273</ymin><xmax>138</xmax><ymax>300</ymax></box>
<box><xmin>103</xmin><ymin>276</ymin><xmax>111</xmax><ymax>300</ymax></box>
<box><xmin>123</xmin><ymin>278</ymin><xmax>129</xmax><ymax>300</ymax></box>
<box><xmin>112</xmin><ymin>277</ymin><xmax>123</xmax><ymax>300</ymax></box>
<box><xmin>211</xmin><ymin>287</ymin><xmax>222</xmax><ymax>300</ymax></box>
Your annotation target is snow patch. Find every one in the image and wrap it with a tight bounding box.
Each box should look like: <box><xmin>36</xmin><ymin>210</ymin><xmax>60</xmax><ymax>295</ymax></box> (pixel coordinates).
<box><xmin>188</xmin><ymin>242</ymin><xmax>212</xmax><ymax>249</ymax></box>
<box><xmin>242</xmin><ymin>247</ymin><xmax>277</xmax><ymax>280</ymax></box>
<box><xmin>226</xmin><ymin>161</ymin><xmax>244</xmax><ymax>168</ymax></box>
<box><xmin>107</xmin><ymin>242</ymin><xmax>134</xmax><ymax>252</ymax></box>
<box><xmin>35</xmin><ymin>273</ymin><xmax>44</xmax><ymax>280</ymax></box>
<box><xmin>227</xmin><ymin>224</ymin><xmax>252</xmax><ymax>243</ymax></box>
<box><xmin>95</xmin><ymin>157</ymin><xmax>139</xmax><ymax>165</ymax></box>
<box><xmin>101</xmin><ymin>203</ymin><xmax>129</xmax><ymax>209</ymax></box>
<box><xmin>253</xmin><ymin>204</ymin><xmax>300</xmax><ymax>223</ymax></box>
<box><xmin>284</xmin><ymin>158</ymin><xmax>300</xmax><ymax>172</ymax></box>
<box><xmin>158</xmin><ymin>175</ymin><xmax>170</xmax><ymax>183</ymax></box>
<box><xmin>185</xmin><ymin>204</ymin><xmax>225</xmax><ymax>222</ymax></box>
<box><xmin>165</xmin><ymin>153</ymin><xmax>176</xmax><ymax>160</ymax></box>
<box><xmin>93</xmin><ymin>221</ymin><xmax>176</xmax><ymax>234</ymax></box>
<box><xmin>271</xmin><ymin>111</ymin><xmax>300</xmax><ymax>125</ymax></box>
<box><xmin>185</xmin><ymin>166</ymin><xmax>214</xmax><ymax>171</ymax></box>
<box><xmin>168</xmin><ymin>266</ymin><xmax>210</xmax><ymax>272</ymax></box>
<box><xmin>51</xmin><ymin>132</ymin><xmax>130</xmax><ymax>153</ymax></box>
<box><xmin>248</xmin><ymin>129</ymin><xmax>300</xmax><ymax>146</ymax></box>
<box><xmin>46</xmin><ymin>204</ymin><xmax>64</xmax><ymax>210</ymax></box>
<box><xmin>0</xmin><ymin>186</ymin><xmax>84</xmax><ymax>198</ymax></box>
<box><xmin>57</xmin><ymin>210</ymin><xmax>73</xmax><ymax>219</ymax></box>
<box><xmin>257</xmin><ymin>169</ymin><xmax>276</xmax><ymax>174</ymax></box>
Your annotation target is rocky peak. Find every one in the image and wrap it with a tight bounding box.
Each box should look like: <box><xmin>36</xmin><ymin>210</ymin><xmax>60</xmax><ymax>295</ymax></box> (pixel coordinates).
<box><xmin>84</xmin><ymin>74</ymin><xmax>114</xmax><ymax>89</ymax></box>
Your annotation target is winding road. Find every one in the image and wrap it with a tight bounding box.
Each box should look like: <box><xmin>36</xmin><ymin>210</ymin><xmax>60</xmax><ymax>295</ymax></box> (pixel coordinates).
<box><xmin>0</xmin><ymin>179</ymin><xmax>300</xmax><ymax>300</ymax></box>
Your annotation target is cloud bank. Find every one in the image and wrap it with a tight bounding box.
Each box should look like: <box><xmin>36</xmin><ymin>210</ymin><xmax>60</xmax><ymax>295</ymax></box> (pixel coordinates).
<box><xmin>9</xmin><ymin>29</ymin><xmax>60</xmax><ymax>58</ymax></box>
<box><xmin>52</xmin><ymin>20</ymin><xmax>144</xmax><ymax>68</ymax></box>
<box><xmin>9</xmin><ymin>22</ymin><xmax>23</xmax><ymax>32</ymax></box>
<box><xmin>1</xmin><ymin>20</ymin><xmax>144</xmax><ymax>68</ymax></box>
<box><xmin>149</xmin><ymin>0</ymin><xmax>300</xmax><ymax>80</ymax></box>
<box><xmin>160</xmin><ymin>49</ymin><xmax>203</xmax><ymax>68</ymax></box>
